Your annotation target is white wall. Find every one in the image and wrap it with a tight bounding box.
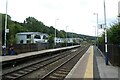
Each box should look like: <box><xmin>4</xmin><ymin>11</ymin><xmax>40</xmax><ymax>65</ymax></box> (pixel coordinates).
<box><xmin>17</xmin><ymin>34</ymin><xmax>27</xmax><ymax>44</ymax></box>
<box><xmin>17</xmin><ymin>33</ymin><xmax>48</xmax><ymax>44</ymax></box>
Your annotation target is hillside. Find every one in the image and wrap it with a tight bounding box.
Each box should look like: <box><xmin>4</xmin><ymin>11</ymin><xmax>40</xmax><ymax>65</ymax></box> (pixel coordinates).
<box><xmin>1</xmin><ymin>13</ymin><xmax>95</xmax><ymax>44</ymax></box>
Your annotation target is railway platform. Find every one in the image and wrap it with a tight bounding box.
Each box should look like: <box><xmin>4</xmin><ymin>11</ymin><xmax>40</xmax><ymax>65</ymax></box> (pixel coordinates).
<box><xmin>1</xmin><ymin>45</ymin><xmax>80</xmax><ymax>63</ymax></box>
<box><xmin>1</xmin><ymin>45</ymin><xmax>120</xmax><ymax>79</ymax></box>
<box><xmin>65</xmin><ymin>46</ymin><xmax>119</xmax><ymax>79</ymax></box>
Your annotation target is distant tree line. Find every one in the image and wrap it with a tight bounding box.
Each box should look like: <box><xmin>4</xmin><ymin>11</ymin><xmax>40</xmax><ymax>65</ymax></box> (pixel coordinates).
<box><xmin>1</xmin><ymin>13</ymin><xmax>95</xmax><ymax>45</ymax></box>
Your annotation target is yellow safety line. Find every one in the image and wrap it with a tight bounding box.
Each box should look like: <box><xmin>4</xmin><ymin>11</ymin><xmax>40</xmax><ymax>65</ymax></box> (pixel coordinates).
<box><xmin>84</xmin><ymin>46</ymin><xmax>93</xmax><ymax>78</ymax></box>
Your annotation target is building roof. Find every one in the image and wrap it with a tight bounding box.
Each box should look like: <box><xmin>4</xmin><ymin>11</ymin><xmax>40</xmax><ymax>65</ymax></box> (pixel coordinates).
<box><xmin>17</xmin><ymin>32</ymin><xmax>48</xmax><ymax>36</ymax></box>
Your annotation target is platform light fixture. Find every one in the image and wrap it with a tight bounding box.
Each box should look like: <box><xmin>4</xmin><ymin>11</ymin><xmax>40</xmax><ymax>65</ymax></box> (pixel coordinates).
<box><xmin>54</xmin><ymin>19</ymin><xmax>59</xmax><ymax>46</ymax></box>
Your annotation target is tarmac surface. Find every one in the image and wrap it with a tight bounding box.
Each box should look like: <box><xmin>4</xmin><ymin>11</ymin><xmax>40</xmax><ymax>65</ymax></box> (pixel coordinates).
<box><xmin>94</xmin><ymin>46</ymin><xmax>119</xmax><ymax>79</ymax></box>
<box><xmin>65</xmin><ymin>46</ymin><xmax>120</xmax><ymax>79</ymax></box>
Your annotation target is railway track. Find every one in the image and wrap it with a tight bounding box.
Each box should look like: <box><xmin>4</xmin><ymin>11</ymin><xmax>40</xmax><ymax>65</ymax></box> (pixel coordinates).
<box><xmin>2</xmin><ymin>46</ymin><xmax>89</xmax><ymax>80</ymax></box>
<box><xmin>41</xmin><ymin>46</ymin><xmax>88</xmax><ymax>80</ymax></box>
<box><xmin>2</xmin><ymin>49</ymin><xmax>71</xmax><ymax>75</ymax></box>
<box><xmin>2</xmin><ymin>47</ymin><xmax>82</xmax><ymax>80</ymax></box>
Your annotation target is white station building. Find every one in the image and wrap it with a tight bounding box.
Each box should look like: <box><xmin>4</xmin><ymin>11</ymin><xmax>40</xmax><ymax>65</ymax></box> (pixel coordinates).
<box><xmin>17</xmin><ymin>32</ymin><xmax>48</xmax><ymax>44</ymax></box>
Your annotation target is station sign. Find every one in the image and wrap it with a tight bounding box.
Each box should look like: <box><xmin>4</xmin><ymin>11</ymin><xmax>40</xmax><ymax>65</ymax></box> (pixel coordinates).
<box><xmin>5</xmin><ymin>29</ymin><xmax>9</xmax><ymax>33</ymax></box>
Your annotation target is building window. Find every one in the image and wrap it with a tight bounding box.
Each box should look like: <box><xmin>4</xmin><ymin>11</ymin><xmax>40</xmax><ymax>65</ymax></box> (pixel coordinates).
<box><xmin>34</xmin><ymin>35</ymin><xmax>41</xmax><ymax>39</ymax></box>
<box><xmin>43</xmin><ymin>35</ymin><xmax>48</xmax><ymax>39</ymax></box>
<box><xmin>27</xmin><ymin>40</ymin><xmax>31</xmax><ymax>43</ymax></box>
<box><xmin>20</xmin><ymin>40</ymin><xmax>23</xmax><ymax>44</ymax></box>
<box><xmin>27</xmin><ymin>34</ymin><xmax>31</xmax><ymax>39</ymax></box>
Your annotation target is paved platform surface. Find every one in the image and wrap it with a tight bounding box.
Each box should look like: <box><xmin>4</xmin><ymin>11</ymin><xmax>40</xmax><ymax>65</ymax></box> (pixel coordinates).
<box><xmin>94</xmin><ymin>46</ymin><xmax>119</xmax><ymax>79</ymax></box>
<box><xmin>0</xmin><ymin>45</ymin><xmax>79</xmax><ymax>62</ymax></box>
<box><xmin>65</xmin><ymin>46</ymin><xmax>120</xmax><ymax>79</ymax></box>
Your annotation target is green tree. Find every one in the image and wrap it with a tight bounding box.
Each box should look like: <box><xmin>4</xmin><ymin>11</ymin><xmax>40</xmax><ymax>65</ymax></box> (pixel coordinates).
<box><xmin>59</xmin><ymin>30</ymin><xmax>66</xmax><ymax>38</ymax></box>
<box><xmin>48</xmin><ymin>34</ymin><xmax>54</xmax><ymax>48</ymax></box>
<box><xmin>49</xmin><ymin>26</ymin><xmax>55</xmax><ymax>35</ymax></box>
<box><xmin>98</xmin><ymin>23</ymin><xmax>120</xmax><ymax>44</ymax></box>
<box><xmin>1</xmin><ymin>13</ymin><xmax>94</xmax><ymax>46</ymax></box>
<box><xmin>8</xmin><ymin>21</ymin><xmax>28</xmax><ymax>44</ymax></box>
<box><xmin>1</xmin><ymin>13</ymin><xmax>28</xmax><ymax>44</ymax></box>
<box><xmin>108</xmin><ymin>23</ymin><xmax>120</xmax><ymax>44</ymax></box>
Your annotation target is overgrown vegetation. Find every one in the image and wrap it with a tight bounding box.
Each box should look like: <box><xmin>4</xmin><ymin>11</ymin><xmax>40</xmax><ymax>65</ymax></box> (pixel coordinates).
<box><xmin>98</xmin><ymin>23</ymin><xmax>120</xmax><ymax>44</ymax></box>
<box><xmin>1</xmin><ymin>13</ymin><xmax>95</xmax><ymax>45</ymax></box>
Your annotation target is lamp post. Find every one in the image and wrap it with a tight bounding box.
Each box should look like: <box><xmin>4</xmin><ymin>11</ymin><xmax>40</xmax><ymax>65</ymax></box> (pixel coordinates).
<box><xmin>103</xmin><ymin>0</ymin><xmax>108</xmax><ymax>65</ymax></box>
<box><xmin>93</xmin><ymin>13</ymin><xmax>98</xmax><ymax>46</ymax></box>
<box><xmin>4</xmin><ymin>0</ymin><xmax>8</xmax><ymax>47</ymax></box>
<box><xmin>66</xmin><ymin>26</ymin><xmax>68</xmax><ymax>47</ymax></box>
<box><xmin>54</xmin><ymin>19</ymin><xmax>59</xmax><ymax>46</ymax></box>
<box><xmin>93</xmin><ymin>26</ymin><xmax>96</xmax><ymax>43</ymax></box>
<box><xmin>3</xmin><ymin>0</ymin><xmax>8</xmax><ymax>55</ymax></box>
<box><xmin>72</xmin><ymin>29</ymin><xmax>74</xmax><ymax>46</ymax></box>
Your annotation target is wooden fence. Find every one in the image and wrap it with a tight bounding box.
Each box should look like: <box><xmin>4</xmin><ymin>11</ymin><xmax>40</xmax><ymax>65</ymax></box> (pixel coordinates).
<box><xmin>13</xmin><ymin>43</ymin><xmax>49</xmax><ymax>54</ymax></box>
<box><xmin>2</xmin><ymin>43</ymin><xmax>79</xmax><ymax>55</ymax></box>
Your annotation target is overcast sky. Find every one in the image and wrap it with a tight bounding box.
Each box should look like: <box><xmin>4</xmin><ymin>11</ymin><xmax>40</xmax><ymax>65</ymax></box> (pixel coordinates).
<box><xmin>0</xmin><ymin>0</ymin><xmax>119</xmax><ymax>36</ymax></box>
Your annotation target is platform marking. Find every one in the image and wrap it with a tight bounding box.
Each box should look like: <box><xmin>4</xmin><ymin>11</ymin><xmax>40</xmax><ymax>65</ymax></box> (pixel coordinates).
<box><xmin>84</xmin><ymin>46</ymin><xmax>93</xmax><ymax>78</ymax></box>
<box><xmin>65</xmin><ymin>46</ymin><xmax>91</xmax><ymax>78</ymax></box>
